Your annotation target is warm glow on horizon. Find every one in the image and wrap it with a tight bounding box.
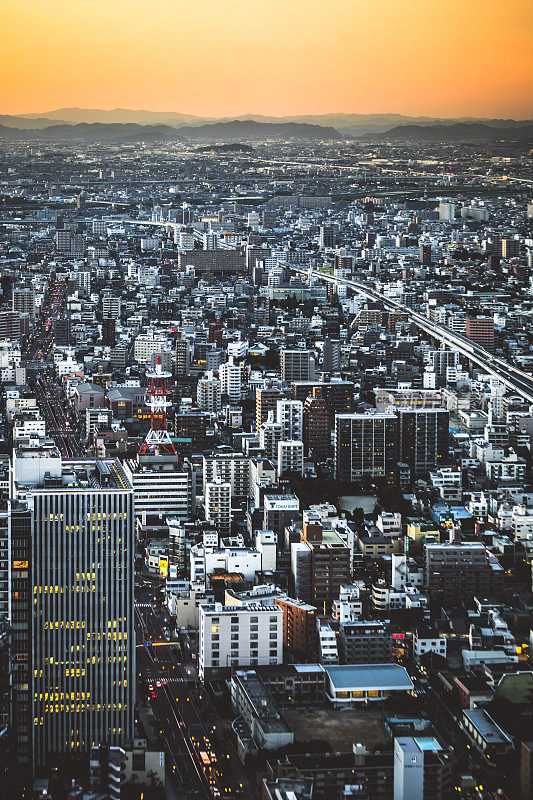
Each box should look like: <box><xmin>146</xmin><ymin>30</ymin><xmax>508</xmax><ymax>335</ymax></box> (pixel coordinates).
<box><xmin>1</xmin><ymin>0</ymin><xmax>532</xmax><ymax>119</ymax></box>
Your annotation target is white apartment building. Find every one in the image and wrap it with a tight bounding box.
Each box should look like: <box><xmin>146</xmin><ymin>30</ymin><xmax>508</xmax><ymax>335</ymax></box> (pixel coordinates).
<box><xmin>372</xmin><ymin>580</ymin><xmax>429</xmax><ymax>613</ymax></box>
<box><xmin>259</xmin><ymin>416</ymin><xmax>282</xmax><ymax>460</ymax></box>
<box><xmin>412</xmin><ymin>632</ymin><xmax>447</xmax><ymax>664</ymax></box>
<box><xmin>199</xmin><ymin>603</ymin><xmax>283</xmax><ymax>679</ymax></box>
<box><xmin>511</xmin><ymin>505</ymin><xmax>533</xmax><ymax>540</ymax></box>
<box><xmin>317</xmin><ymin>621</ymin><xmax>339</xmax><ymax>664</ymax></box>
<box><xmin>205</xmin><ymin>478</ymin><xmax>232</xmax><ymax>536</ymax></box>
<box><xmin>376</xmin><ymin>512</ymin><xmax>402</xmax><ymax>537</ymax></box>
<box><xmin>276</xmin><ymin>399</ymin><xmax>303</xmax><ymax>441</ymax></box>
<box><xmin>178</xmin><ymin>230</ymin><xmax>195</xmax><ymax>249</ymax></box>
<box><xmin>249</xmin><ymin>457</ymin><xmax>277</xmax><ymax>507</ymax></box>
<box><xmin>485</xmin><ymin>451</ymin><xmax>526</xmax><ymax>482</ymax></box>
<box><xmin>254</xmin><ymin>529</ymin><xmax>277</xmax><ymax>571</ymax></box>
<box><xmin>102</xmin><ymin>295</ymin><xmax>121</xmax><ymax>319</ymax></box>
<box><xmin>219</xmin><ymin>360</ymin><xmax>242</xmax><ymax>404</ymax></box>
<box><xmin>123</xmin><ymin>456</ymin><xmax>195</xmax><ymax>521</ymax></box>
<box><xmin>189</xmin><ymin>543</ymin><xmax>262</xmax><ymax>584</ymax></box>
<box><xmin>228</xmin><ymin>340</ymin><xmax>248</xmax><ymax>359</ymax></box>
<box><xmin>13</xmin><ymin>414</ymin><xmax>46</xmax><ymax>441</ymax></box>
<box><xmin>165</xmin><ymin>581</ymin><xmax>214</xmax><ymax>629</ymax></box>
<box><xmin>5</xmin><ymin>395</ymin><xmax>38</xmax><ymax>422</ymax></box>
<box><xmin>439</xmin><ymin>201</ymin><xmax>456</xmax><ymax>221</ymax></box>
<box><xmin>203</xmin><ymin>452</ymin><xmax>250</xmax><ymax>498</ymax></box>
<box><xmin>133</xmin><ymin>333</ymin><xmax>168</xmax><ymax>364</ymax></box>
<box><xmin>277</xmin><ymin>440</ymin><xmax>304</xmax><ymax>476</ymax></box>
<box><xmin>197</xmin><ymin>372</ymin><xmax>222</xmax><ymax>412</ymax></box>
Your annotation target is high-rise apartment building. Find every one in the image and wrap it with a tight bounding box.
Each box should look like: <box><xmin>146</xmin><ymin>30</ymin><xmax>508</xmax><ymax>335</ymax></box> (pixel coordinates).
<box><xmin>466</xmin><ymin>316</ymin><xmax>495</xmax><ymax>352</ymax></box>
<box><xmin>281</xmin><ymin>350</ymin><xmax>315</xmax><ymax>383</ymax></box>
<box><xmin>202</xmin><ymin>452</ymin><xmax>250</xmax><ymax>499</ymax></box>
<box><xmin>276</xmin><ymin>399</ymin><xmax>303</xmax><ymax>441</ymax></box>
<box><xmin>256</xmin><ymin>385</ymin><xmax>282</xmax><ymax>433</ymax></box>
<box><xmin>205</xmin><ymin>478</ymin><xmax>232</xmax><ymax>537</ymax></box>
<box><xmin>102</xmin><ymin>295</ymin><xmax>121</xmax><ymax>320</ymax></box>
<box><xmin>220</xmin><ymin>360</ymin><xmax>242</xmax><ymax>404</ymax></box>
<box><xmin>319</xmin><ymin>225</ymin><xmax>335</xmax><ymax>249</ymax></box>
<box><xmin>277</xmin><ymin>440</ymin><xmax>304</xmax><ymax>476</ymax></box>
<box><xmin>322</xmin><ymin>337</ymin><xmax>341</xmax><ymax>373</ymax></box>
<box><xmin>54</xmin><ymin>317</ymin><xmax>71</xmax><ymax>346</ymax></box>
<box><xmin>500</xmin><ymin>238</ymin><xmax>520</xmax><ymax>259</ymax></box>
<box><xmin>55</xmin><ymin>230</ymin><xmax>84</xmax><ymax>253</ymax></box>
<box><xmin>294</xmin><ymin>512</ymin><xmax>351</xmax><ymax>609</ymax></box>
<box><xmin>0</xmin><ymin>311</ymin><xmax>22</xmax><ymax>342</ymax></box>
<box><xmin>397</xmin><ymin>408</ymin><xmax>449</xmax><ymax>476</ymax></box>
<box><xmin>197</xmin><ymin>372</ymin><xmax>222</xmax><ymax>412</ymax></box>
<box><xmin>12</xmin><ymin>288</ymin><xmax>35</xmax><ymax>319</ymax></box>
<box><xmin>438</xmin><ymin>202</ymin><xmax>456</xmax><ymax>221</ymax></box>
<box><xmin>273</xmin><ymin>597</ymin><xmax>318</xmax><ymax>660</ymax></box>
<box><xmin>292</xmin><ymin>380</ymin><xmax>355</xmax><ymax>422</ymax></box>
<box><xmin>175</xmin><ymin>338</ymin><xmax>191</xmax><ymax>378</ymax></box>
<box><xmin>0</xmin><ymin>513</ymin><xmax>8</xmax><ymax>622</ymax></box>
<box><xmin>424</xmin><ymin>542</ymin><xmax>503</xmax><ymax>603</ymax></box>
<box><xmin>259</xmin><ymin>415</ymin><xmax>282</xmax><ymax>460</ymax></box>
<box><xmin>303</xmin><ymin>387</ymin><xmax>330</xmax><ymax>461</ymax></box>
<box><xmin>429</xmin><ymin>349</ymin><xmax>459</xmax><ymax>380</ymax></box>
<box><xmin>334</xmin><ymin>413</ymin><xmax>398</xmax><ymax>483</ymax></box>
<box><xmin>419</xmin><ymin>242</ymin><xmax>432</xmax><ymax>267</ymax></box>
<box><xmin>102</xmin><ymin>317</ymin><xmax>116</xmax><ymax>347</ymax></box>
<box><xmin>177</xmin><ymin>249</ymin><xmax>246</xmax><ymax>274</ymax></box>
<box><xmin>10</xmin><ymin>450</ymin><xmax>134</xmax><ymax>775</ymax></box>
<box><xmin>123</xmin><ymin>454</ymin><xmax>195</xmax><ymax>522</ymax></box>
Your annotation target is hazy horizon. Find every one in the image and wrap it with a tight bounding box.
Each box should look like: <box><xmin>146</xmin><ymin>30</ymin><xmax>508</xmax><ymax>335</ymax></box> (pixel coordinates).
<box><xmin>3</xmin><ymin>106</ymin><xmax>533</xmax><ymax>121</ymax></box>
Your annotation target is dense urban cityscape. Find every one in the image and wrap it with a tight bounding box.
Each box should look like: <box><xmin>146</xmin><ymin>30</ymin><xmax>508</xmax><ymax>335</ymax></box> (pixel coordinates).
<box><xmin>0</xmin><ymin>123</ymin><xmax>533</xmax><ymax>800</ymax></box>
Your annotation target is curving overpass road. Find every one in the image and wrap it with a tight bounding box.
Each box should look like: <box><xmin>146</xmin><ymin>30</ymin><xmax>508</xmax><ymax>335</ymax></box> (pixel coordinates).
<box><xmin>291</xmin><ymin>266</ymin><xmax>533</xmax><ymax>404</ymax></box>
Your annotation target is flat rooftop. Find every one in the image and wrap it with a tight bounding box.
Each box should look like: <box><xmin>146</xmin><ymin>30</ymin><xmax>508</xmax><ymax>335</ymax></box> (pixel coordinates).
<box><xmin>283</xmin><ymin>707</ymin><xmax>389</xmax><ymax>750</ymax></box>
<box><xmin>463</xmin><ymin>709</ymin><xmax>512</xmax><ymax>744</ymax></box>
<box><xmin>13</xmin><ymin>453</ymin><xmax>132</xmax><ymax>494</ymax></box>
<box><xmin>326</xmin><ymin>664</ymin><xmax>414</xmax><ymax>692</ymax></box>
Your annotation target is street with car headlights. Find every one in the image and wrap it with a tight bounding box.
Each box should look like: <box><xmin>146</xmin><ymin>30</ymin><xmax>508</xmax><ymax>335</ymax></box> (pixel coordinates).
<box><xmin>134</xmin><ymin>584</ymin><xmax>251</xmax><ymax>800</ymax></box>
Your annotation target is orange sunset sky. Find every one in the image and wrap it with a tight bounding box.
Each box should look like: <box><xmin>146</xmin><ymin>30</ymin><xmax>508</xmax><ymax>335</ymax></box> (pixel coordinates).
<box><xmin>1</xmin><ymin>0</ymin><xmax>532</xmax><ymax>118</ymax></box>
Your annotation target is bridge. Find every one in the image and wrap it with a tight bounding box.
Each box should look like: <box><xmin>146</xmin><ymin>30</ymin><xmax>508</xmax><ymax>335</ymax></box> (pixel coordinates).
<box><xmin>290</xmin><ymin>266</ymin><xmax>533</xmax><ymax>404</ymax></box>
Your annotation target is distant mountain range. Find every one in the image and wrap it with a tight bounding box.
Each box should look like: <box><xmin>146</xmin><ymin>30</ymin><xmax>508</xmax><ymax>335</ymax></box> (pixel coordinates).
<box><xmin>0</xmin><ymin>110</ymin><xmax>532</xmax><ymax>143</ymax></box>
<box><xmin>3</xmin><ymin>108</ymin><xmax>533</xmax><ymax>136</ymax></box>
<box><xmin>0</xmin><ymin>119</ymin><xmax>346</xmax><ymax>142</ymax></box>
<box><xmin>362</xmin><ymin>122</ymin><xmax>533</xmax><ymax>142</ymax></box>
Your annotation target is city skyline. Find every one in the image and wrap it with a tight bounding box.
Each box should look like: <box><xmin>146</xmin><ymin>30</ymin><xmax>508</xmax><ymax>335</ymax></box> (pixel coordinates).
<box><xmin>1</xmin><ymin>0</ymin><xmax>532</xmax><ymax>119</ymax></box>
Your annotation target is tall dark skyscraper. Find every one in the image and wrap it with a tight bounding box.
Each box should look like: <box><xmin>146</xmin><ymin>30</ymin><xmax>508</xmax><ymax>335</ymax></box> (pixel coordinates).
<box><xmin>398</xmin><ymin>408</ymin><xmax>449</xmax><ymax>476</ymax></box>
<box><xmin>322</xmin><ymin>337</ymin><xmax>341</xmax><ymax>374</ymax></box>
<box><xmin>303</xmin><ymin>387</ymin><xmax>330</xmax><ymax>461</ymax></box>
<box><xmin>102</xmin><ymin>317</ymin><xmax>116</xmax><ymax>347</ymax></box>
<box><xmin>334</xmin><ymin>412</ymin><xmax>398</xmax><ymax>483</ymax></box>
<box><xmin>419</xmin><ymin>242</ymin><xmax>432</xmax><ymax>266</ymax></box>
<box><xmin>54</xmin><ymin>316</ymin><xmax>71</xmax><ymax>346</ymax></box>
<box><xmin>9</xmin><ymin>449</ymin><xmax>134</xmax><ymax>778</ymax></box>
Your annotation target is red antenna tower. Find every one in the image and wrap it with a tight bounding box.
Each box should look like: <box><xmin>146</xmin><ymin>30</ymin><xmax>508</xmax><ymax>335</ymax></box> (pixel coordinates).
<box><xmin>139</xmin><ymin>356</ymin><xmax>176</xmax><ymax>456</ymax></box>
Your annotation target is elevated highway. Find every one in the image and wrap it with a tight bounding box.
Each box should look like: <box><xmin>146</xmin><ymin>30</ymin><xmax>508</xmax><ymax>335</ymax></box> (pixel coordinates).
<box><xmin>291</xmin><ymin>266</ymin><xmax>533</xmax><ymax>404</ymax></box>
